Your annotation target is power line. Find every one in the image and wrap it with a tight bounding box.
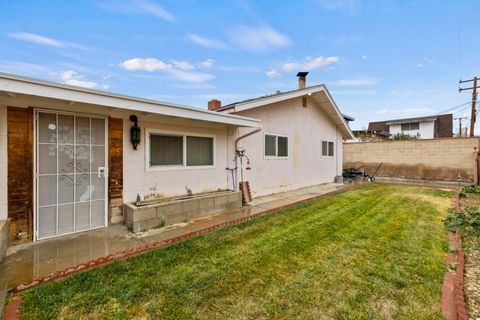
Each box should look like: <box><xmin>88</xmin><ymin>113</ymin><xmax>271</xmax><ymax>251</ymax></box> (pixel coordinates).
<box><xmin>434</xmin><ymin>101</ymin><xmax>471</xmax><ymax>115</ymax></box>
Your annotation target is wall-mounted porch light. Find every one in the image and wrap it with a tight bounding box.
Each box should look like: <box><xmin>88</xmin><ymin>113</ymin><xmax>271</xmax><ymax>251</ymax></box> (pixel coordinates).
<box><xmin>129</xmin><ymin>115</ymin><xmax>141</xmax><ymax>150</ymax></box>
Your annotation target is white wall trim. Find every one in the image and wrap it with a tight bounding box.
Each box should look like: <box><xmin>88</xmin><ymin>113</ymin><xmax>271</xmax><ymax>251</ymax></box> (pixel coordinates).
<box><xmin>263</xmin><ymin>132</ymin><xmax>290</xmax><ymax>160</ymax></box>
<box><xmin>145</xmin><ymin>128</ymin><xmax>217</xmax><ymax>172</ymax></box>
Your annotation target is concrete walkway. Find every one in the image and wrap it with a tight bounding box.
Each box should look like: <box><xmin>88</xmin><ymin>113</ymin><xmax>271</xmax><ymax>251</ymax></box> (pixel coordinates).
<box><xmin>0</xmin><ymin>183</ymin><xmax>345</xmax><ymax>309</ymax></box>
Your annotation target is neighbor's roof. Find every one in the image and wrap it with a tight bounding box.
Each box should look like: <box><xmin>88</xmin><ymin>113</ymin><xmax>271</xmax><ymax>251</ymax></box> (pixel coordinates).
<box><xmin>0</xmin><ymin>72</ymin><xmax>261</xmax><ymax>128</ymax></box>
<box><xmin>216</xmin><ymin>84</ymin><xmax>354</xmax><ymax>139</ymax></box>
<box><xmin>368</xmin><ymin>113</ymin><xmax>453</xmax><ymax>132</ymax></box>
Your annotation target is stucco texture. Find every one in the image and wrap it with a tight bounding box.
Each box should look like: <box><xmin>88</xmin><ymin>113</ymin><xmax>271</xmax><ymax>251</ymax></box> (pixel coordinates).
<box><xmin>343</xmin><ymin>137</ymin><xmax>480</xmax><ymax>182</ymax></box>
<box><xmin>233</xmin><ymin>97</ymin><xmax>343</xmax><ymax>197</ymax></box>
<box><xmin>122</xmin><ymin>117</ymin><xmax>232</xmax><ymax>202</ymax></box>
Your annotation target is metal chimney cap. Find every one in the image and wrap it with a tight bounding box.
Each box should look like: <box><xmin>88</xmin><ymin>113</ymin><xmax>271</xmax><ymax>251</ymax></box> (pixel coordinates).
<box><xmin>296</xmin><ymin>72</ymin><xmax>309</xmax><ymax>77</ymax></box>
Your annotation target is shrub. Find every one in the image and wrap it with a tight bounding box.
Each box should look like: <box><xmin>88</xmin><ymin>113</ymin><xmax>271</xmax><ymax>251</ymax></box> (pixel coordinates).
<box><xmin>444</xmin><ymin>207</ymin><xmax>480</xmax><ymax>234</ymax></box>
<box><xmin>391</xmin><ymin>132</ymin><xmax>420</xmax><ymax>140</ymax></box>
<box><xmin>459</xmin><ymin>185</ymin><xmax>480</xmax><ymax>198</ymax></box>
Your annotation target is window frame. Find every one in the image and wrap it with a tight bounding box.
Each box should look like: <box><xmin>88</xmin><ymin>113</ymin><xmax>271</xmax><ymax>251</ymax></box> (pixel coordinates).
<box><xmin>321</xmin><ymin>140</ymin><xmax>335</xmax><ymax>158</ymax></box>
<box><xmin>146</xmin><ymin>129</ymin><xmax>216</xmax><ymax>171</ymax></box>
<box><xmin>263</xmin><ymin>133</ymin><xmax>289</xmax><ymax>159</ymax></box>
<box><xmin>401</xmin><ymin>122</ymin><xmax>420</xmax><ymax>131</ymax></box>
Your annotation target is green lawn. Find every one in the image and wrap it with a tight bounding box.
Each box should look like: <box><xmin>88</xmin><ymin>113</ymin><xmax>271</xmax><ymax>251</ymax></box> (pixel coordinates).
<box><xmin>20</xmin><ymin>184</ymin><xmax>451</xmax><ymax>320</ymax></box>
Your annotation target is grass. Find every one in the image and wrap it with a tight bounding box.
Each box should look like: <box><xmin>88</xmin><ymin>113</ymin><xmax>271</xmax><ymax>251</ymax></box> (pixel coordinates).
<box><xmin>20</xmin><ymin>184</ymin><xmax>450</xmax><ymax>320</ymax></box>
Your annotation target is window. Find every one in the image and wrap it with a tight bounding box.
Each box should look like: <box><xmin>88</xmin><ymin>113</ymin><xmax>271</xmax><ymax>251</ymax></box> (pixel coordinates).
<box><xmin>322</xmin><ymin>140</ymin><xmax>334</xmax><ymax>157</ymax></box>
<box><xmin>186</xmin><ymin>136</ymin><xmax>213</xmax><ymax>166</ymax></box>
<box><xmin>264</xmin><ymin>134</ymin><xmax>288</xmax><ymax>158</ymax></box>
<box><xmin>150</xmin><ymin>135</ymin><xmax>183</xmax><ymax>166</ymax></box>
<box><xmin>148</xmin><ymin>131</ymin><xmax>215</xmax><ymax>169</ymax></box>
<box><xmin>401</xmin><ymin>122</ymin><xmax>419</xmax><ymax>131</ymax></box>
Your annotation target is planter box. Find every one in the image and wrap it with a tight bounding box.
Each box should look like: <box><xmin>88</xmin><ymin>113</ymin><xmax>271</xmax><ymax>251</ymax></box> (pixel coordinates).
<box><xmin>124</xmin><ymin>191</ymin><xmax>242</xmax><ymax>233</ymax></box>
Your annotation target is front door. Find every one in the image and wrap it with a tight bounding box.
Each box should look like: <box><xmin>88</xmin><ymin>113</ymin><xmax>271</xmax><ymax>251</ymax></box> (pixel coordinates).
<box><xmin>35</xmin><ymin>110</ymin><xmax>108</xmax><ymax>240</ymax></box>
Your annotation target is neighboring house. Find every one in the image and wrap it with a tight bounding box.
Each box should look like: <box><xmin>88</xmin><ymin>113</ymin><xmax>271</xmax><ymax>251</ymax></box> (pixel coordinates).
<box><xmin>0</xmin><ymin>71</ymin><xmax>352</xmax><ymax>245</ymax></box>
<box><xmin>348</xmin><ymin>130</ymin><xmax>390</xmax><ymax>142</ymax></box>
<box><xmin>368</xmin><ymin>114</ymin><xmax>453</xmax><ymax>139</ymax></box>
<box><xmin>213</xmin><ymin>72</ymin><xmax>354</xmax><ymax>197</ymax></box>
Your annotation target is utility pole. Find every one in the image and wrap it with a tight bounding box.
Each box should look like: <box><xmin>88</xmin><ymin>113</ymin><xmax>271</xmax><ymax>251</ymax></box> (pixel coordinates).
<box><xmin>459</xmin><ymin>76</ymin><xmax>478</xmax><ymax>137</ymax></box>
<box><xmin>454</xmin><ymin>116</ymin><xmax>468</xmax><ymax>137</ymax></box>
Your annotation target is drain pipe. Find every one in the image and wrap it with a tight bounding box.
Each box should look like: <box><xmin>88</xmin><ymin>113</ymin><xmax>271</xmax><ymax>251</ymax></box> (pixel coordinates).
<box><xmin>233</xmin><ymin>126</ymin><xmax>262</xmax><ymax>190</ymax></box>
<box><xmin>234</xmin><ymin>126</ymin><xmax>262</xmax><ymax>151</ymax></box>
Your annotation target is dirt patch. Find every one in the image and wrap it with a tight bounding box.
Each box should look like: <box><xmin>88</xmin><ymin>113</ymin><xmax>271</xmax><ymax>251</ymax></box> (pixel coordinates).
<box><xmin>464</xmin><ymin>237</ymin><xmax>480</xmax><ymax>319</ymax></box>
<box><xmin>459</xmin><ymin>194</ymin><xmax>480</xmax><ymax>319</ymax></box>
<box><xmin>372</xmin><ymin>298</ymin><xmax>397</xmax><ymax>320</ymax></box>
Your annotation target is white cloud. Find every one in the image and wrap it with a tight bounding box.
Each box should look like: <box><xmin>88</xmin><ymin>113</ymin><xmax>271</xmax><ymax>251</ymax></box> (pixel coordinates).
<box><xmin>120</xmin><ymin>57</ymin><xmax>214</xmax><ymax>83</ymax></box>
<box><xmin>266</xmin><ymin>69</ymin><xmax>281</xmax><ymax>78</ymax></box>
<box><xmin>197</xmin><ymin>59</ymin><xmax>215</xmax><ymax>68</ymax></box>
<box><xmin>99</xmin><ymin>0</ymin><xmax>175</xmax><ymax>21</ymax></box>
<box><xmin>312</xmin><ymin>0</ymin><xmax>359</xmax><ymax>15</ymax></box>
<box><xmin>56</xmin><ymin>70</ymin><xmax>99</xmax><ymax>89</ymax></box>
<box><xmin>362</xmin><ymin>55</ymin><xmax>368</xmax><ymax>59</ymax></box>
<box><xmin>330</xmin><ymin>77</ymin><xmax>377</xmax><ymax>86</ymax></box>
<box><xmin>281</xmin><ymin>55</ymin><xmax>339</xmax><ymax>72</ymax></box>
<box><xmin>6</xmin><ymin>32</ymin><xmax>89</xmax><ymax>50</ymax></box>
<box><xmin>187</xmin><ymin>33</ymin><xmax>229</xmax><ymax>49</ymax></box>
<box><xmin>121</xmin><ymin>58</ymin><xmax>173</xmax><ymax>71</ymax></box>
<box><xmin>229</xmin><ymin>25</ymin><xmax>291</xmax><ymax>53</ymax></box>
<box><xmin>172</xmin><ymin>60</ymin><xmax>195</xmax><ymax>70</ymax></box>
<box><xmin>415</xmin><ymin>57</ymin><xmax>433</xmax><ymax>68</ymax></box>
<box><xmin>133</xmin><ymin>0</ymin><xmax>175</xmax><ymax>21</ymax></box>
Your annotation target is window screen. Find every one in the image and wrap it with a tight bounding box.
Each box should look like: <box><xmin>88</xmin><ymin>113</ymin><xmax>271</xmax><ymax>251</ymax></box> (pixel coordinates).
<box><xmin>265</xmin><ymin>135</ymin><xmax>277</xmax><ymax>156</ymax></box>
<box><xmin>322</xmin><ymin>140</ymin><xmax>334</xmax><ymax>157</ymax></box>
<box><xmin>401</xmin><ymin>122</ymin><xmax>419</xmax><ymax>131</ymax></box>
<box><xmin>150</xmin><ymin>134</ymin><xmax>183</xmax><ymax>166</ymax></box>
<box><xmin>322</xmin><ymin>141</ymin><xmax>328</xmax><ymax>156</ymax></box>
<box><xmin>186</xmin><ymin>136</ymin><xmax>214</xmax><ymax>166</ymax></box>
<box><xmin>328</xmin><ymin>142</ymin><xmax>334</xmax><ymax>157</ymax></box>
<box><xmin>277</xmin><ymin>136</ymin><xmax>288</xmax><ymax>157</ymax></box>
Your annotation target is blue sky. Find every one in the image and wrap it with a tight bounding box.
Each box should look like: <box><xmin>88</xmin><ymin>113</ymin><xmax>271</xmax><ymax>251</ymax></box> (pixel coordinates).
<box><xmin>0</xmin><ymin>0</ymin><xmax>479</xmax><ymax>131</ymax></box>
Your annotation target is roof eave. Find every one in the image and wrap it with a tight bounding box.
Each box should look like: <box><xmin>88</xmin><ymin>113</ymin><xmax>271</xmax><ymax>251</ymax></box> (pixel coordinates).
<box><xmin>0</xmin><ymin>72</ymin><xmax>261</xmax><ymax>128</ymax></box>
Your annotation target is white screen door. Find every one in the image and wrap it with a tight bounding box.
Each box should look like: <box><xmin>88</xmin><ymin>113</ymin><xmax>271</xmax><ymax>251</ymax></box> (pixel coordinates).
<box><xmin>35</xmin><ymin>111</ymin><xmax>108</xmax><ymax>240</ymax></box>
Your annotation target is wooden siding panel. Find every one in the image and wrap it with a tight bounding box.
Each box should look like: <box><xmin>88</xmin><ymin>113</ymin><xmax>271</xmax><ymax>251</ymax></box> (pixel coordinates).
<box><xmin>7</xmin><ymin>107</ymin><xmax>33</xmax><ymax>243</ymax></box>
<box><xmin>108</xmin><ymin>118</ymin><xmax>123</xmax><ymax>223</ymax></box>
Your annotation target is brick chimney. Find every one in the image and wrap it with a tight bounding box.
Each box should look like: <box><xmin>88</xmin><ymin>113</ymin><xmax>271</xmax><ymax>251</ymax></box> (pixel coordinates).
<box><xmin>208</xmin><ymin>99</ymin><xmax>221</xmax><ymax>111</ymax></box>
<box><xmin>296</xmin><ymin>72</ymin><xmax>309</xmax><ymax>89</ymax></box>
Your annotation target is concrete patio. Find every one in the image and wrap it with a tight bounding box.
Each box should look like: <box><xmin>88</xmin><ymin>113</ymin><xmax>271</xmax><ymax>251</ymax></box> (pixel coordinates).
<box><xmin>0</xmin><ymin>182</ymin><xmax>346</xmax><ymax>313</ymax></box>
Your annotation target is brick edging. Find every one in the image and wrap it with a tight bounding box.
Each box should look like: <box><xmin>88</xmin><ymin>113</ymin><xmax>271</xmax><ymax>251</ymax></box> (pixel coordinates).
<box><xmin>441</xmin><ymin>192</ymin><xmax>468</xmax><ymax>320</ymax></box>
<box><xmin>2</xmin><ymin>185</ymin><xmax>355</xmax><ymax>319</ymax></box>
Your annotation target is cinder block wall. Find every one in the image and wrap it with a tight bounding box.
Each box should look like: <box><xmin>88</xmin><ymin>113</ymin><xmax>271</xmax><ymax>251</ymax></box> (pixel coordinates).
<box><xmin>343</xmin><ymin>137</ymin><xmax>480</xmax><ymax>183</ymax></box>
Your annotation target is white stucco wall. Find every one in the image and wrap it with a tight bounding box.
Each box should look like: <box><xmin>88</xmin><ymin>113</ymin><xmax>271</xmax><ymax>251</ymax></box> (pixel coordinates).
<box><xmin>389</xmin><ymin>120</ymin><xmax>435</xmax><ymax>139</ymax></box>
<box><xmin>122</xmin><ymin>117</ymin><xmax>232</xmax><ymax>202</ymax></box>
<box><xmin>0</xmin><ymin>106</ymin><xmax>7</xmax><ymax>220</ymax></box>
<box><xmin>233</xmin><ymin>97</ymin><xmax>344</xmax><ymax>197</ymax></box>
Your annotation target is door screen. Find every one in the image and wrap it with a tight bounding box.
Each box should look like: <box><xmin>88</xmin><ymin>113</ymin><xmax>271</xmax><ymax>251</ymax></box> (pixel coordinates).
<box><xmin>36</xmin><ymin>111</ymin><xmax>107</xmax><ymax>240</ymax></box>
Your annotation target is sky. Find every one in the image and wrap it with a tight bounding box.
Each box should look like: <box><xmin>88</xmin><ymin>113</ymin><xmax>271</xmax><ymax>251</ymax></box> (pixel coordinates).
<box><xmin>0</xmin><ymin>0</ymin><xmax>479</xmax><ymax>132</ymax></box>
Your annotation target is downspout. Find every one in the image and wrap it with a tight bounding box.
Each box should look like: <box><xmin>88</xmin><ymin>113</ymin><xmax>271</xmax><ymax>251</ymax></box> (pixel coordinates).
<box><xmin>234</xmin><ymin>125</ymin><xmax>262</xmax><ymax>151</ymax></box>
<box><xmin>336</xmin><ymin>126</ymin><xmax>339</xmax><ymax>177</ymax></box>
<box><xmin>233</xmin><ymin>125</ymin><xmax>262</xmax><ymax>190</ymax></box>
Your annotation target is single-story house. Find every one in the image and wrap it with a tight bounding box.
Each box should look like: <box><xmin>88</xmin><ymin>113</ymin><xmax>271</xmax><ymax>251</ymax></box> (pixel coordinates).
<box><xmin>0</xmin><ymin>71</ymin><xmax>352</xmax><ymax>246</ymax></box>
<box><xmin>368</xmin><ymin>114</ymin><xmax>453</xmax><ymax>139</ymax></box>
<box><xmin>212</xmin><ymin>72</ymin><xmax>354</xmax><ymax>197</ymax></box>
